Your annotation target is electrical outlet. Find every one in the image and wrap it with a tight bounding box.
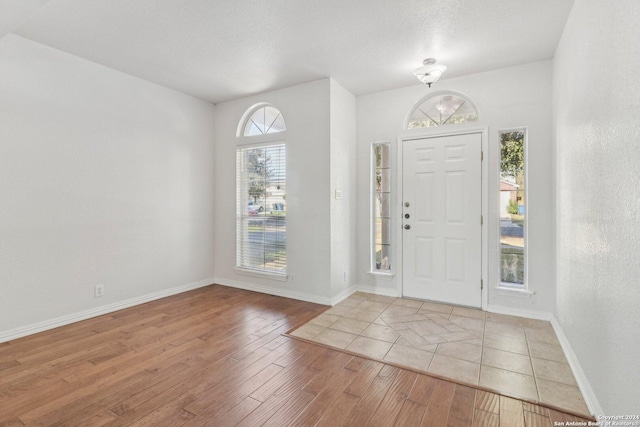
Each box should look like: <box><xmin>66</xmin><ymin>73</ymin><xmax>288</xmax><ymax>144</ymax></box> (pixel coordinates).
<box><xmin>290</xmin><ymin>273</ymin><xmax>295</xmax><ymax>283</ymax></box>
<box><xmin>95</xmin><ymin>284</ymin><xmax>104</xmax><ymax>297</ymax></box>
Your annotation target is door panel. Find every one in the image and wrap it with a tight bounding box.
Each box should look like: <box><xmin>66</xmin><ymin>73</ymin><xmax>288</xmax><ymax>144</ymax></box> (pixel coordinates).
<box><xmin>402</xmin><ymin>133</ymin><xmax>482</xmax><ymax>307</ymax></box>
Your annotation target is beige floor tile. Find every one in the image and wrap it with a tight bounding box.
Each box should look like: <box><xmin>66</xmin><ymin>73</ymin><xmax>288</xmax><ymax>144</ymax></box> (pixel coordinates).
<box><xmin>383</xmin><ymin>343</ymin><xmax>434</xmax><ymax>371</ymax></box>
<box><xmin>531</xmin><ymin>357</ymin><xmax>577</xmax><ymax>386</ymax></box>
<box><xmin>484</xmin><ymin>321</ymin><xmax>526</xmax><ymax>340</ymax></box>
<box><xmin>436</xmin><ymin>341</ymin><xmax>482</xmax><ymax>363</ymax></box>
<box><xmin>420</xmin><ymin>301</ymin><xmax>454</xmax><ymax>314</ymax></box>
<box><xmin>483</xmin><ymin>334</ymin><xmax>529</xmax><ymax>356</ymax></box>
<box><xmin>313</xmin><ymin>328</ymin><xmax>357</xmax><ymax>349</ymax></box>
<box><xmin>428</xmin><ymin>354</ymin><xmax>480</xmax><ymax>384</ymax></box>
<box><xmin>537</xmin><ymin>378</ymin><xmax>589</xmax><ymax>415</ymax></box>
<box><xmin>525</xmin><ymin>327</ymin><xmax>560</xmax><ymax>345</ymax></box>
<box><xmin>523</xmin><ymin>318</ymin><xmax>553</xmax><ymax>330</ymax></box>
<box><xmin>482</xmin><ymin>347</ymin><xmax>533</xmax><ymax>375</ymax></box>
<box><xmin>485</xmin><ymin>312</ymin><xmax>524</xmax><ymax>327</ymax></box>
<box><xmin>419</xmin><ymin>335</ymin><xmax>450</xmax><ymax>345</ymax></box>
<box><xmin>351</xmin><ymin>292</ymin><xmax>371</xmax><ymax>299</ymax></box>
<box><xmin>336</xmin><ymin>297</ymin><xmax>363</xmax><ymax>308</ymax></box>
<box><xmin>328</xmin><ymin>317</ymin><xmax>370</xmax><ymax>335</ymax></box>
<box><xmin>418</xmin><ymin>343</ymin><xmax>439</xmax><ymax>352</ymax></box>
<box><xmin>325</xmin><ymin>305</ymin><xmax>351</xmax><ymax>316</ymax></box>
<box><xmin>289</xmin><ymin>292</ymin><xmax>583</xmax><ymax>418</ymax></box>
<box><xmin>406</xmin><ymin>319</ymin><xmax>451</xmax><ymax>336</ymax></box>
<box><xmin>395</xmin><ymin>337</ymin><xmax>438</xmax><ymax>352</ymax></box>
<box><xmin>423</xmin><ymin>312</ymin><xmax>456</xmax><ymax>326</ymax></box>
<box><xmin>442</xmin><ymin>323</ymin><xmax>465</xmax><ymax>333</ymax></box>
<box><xmin>342</xmin><ymin>308</ymin><xmax>380</xmax><ymax>323</ymax></box>
<box><xmin>357</xmin><ymin>300</ymin><xmax>391</xmax><ymax>313</ymax></box>
<box><xmin>528</xmin><ymin>340</ymin><xmax>567</xmax><ymax>363</ymax></box>
<box><xmin>458</xmin><ymin>338</ymin><xmax>483</xmax><ymax>346</ymax></box>
<box><xmin>449</xmin><ymin>315</ymin><xmax>485</xmax><ymax>332</ymax></box>
<box><xmin>367</xmin><ymin>294</ymin><xmax>397</xmax><ymax>304</ymax></box>
<box><xmin>479</xmin><ymin>365</ymin><xmax>538</xmax><ymax>401</ymax></box>
<box><xmin>373</xmin><ymin>317</ymin><xmax>389</xmax><ymax>326</ymax></box>
<box><xmin>392</xmin><ymin>298</ymin><xmax>423</xmax><ymax>308</ymax></box>
<box><xmin>397</xmin><ymin>328</ymin><xmax>430</xmax><ymax>347</ymax></box>
<box><xmin>380</xmin><ymin>314</ymin><xmax>427</xmax><ymax>324</ymax></box>
<box><xmin>440</xmin><ymin>331</ymin><xmax>479</xmax><ymax>343</ymax></box>
<box><xmin>382</xmin><ymin>305</ymin><xmax>419</xmax><ymax>316</ymax></box>
<box><xmin>451</xmin><ymin>306</ymin><xmax>486</xmax><ymax>320</ymax></box>
<box><xmin>290</xmin><ymin>323</ymin><xmax>326</xmax><ymax>340</ymax></box>
<box><xmin>360</xmin><ymin>323</ymin><xmax>400</xmax><ymax>343</ymax></box>
<box><xmin>346</xmin><ymin>336</ymin><xmax>394</xmax><ymax>360</ymax></box>
<box><xmin>308</xmin><ymin>313</ymin><xmax>340</xmax><ymax>328</ymax></box>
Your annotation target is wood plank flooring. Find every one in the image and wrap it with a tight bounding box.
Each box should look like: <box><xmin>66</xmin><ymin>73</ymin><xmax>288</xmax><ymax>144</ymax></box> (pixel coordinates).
<box><xmin>0</xmin><ymin>285</ymin><xmax>592</xmax><ymax>426</ymax></box>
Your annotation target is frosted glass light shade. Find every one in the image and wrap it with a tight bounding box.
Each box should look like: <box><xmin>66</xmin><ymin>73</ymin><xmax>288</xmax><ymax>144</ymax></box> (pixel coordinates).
<box><xmin>413</xmin><ymin>63</ymin><xmax>447</xmax><ymax>86</ymax></box>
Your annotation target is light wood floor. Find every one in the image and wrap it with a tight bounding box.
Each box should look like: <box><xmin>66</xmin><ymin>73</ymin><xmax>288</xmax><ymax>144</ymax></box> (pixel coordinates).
<box><xmin>0</xmin><ymin>285</ymin><xmax>592</xmax><ymax>426</ymax></box>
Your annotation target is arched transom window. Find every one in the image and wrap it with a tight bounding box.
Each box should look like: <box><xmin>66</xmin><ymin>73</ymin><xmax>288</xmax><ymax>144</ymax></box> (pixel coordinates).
<box><xmin>406</xmin><ymin>91</ymin><xmax>479</xmax><ymax>129</ymax></box>
<box><xmin>242</xmin><ymin>104</ymin><xmax>286</xmax><ymax>136</ymax></box>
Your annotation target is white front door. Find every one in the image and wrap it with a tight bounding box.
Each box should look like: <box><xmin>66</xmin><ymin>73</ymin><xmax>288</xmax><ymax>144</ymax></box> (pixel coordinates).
<box><xmin>402</xmin><ymin>133</ymin><xmax>482</xmax><ymax>307</ymax></box>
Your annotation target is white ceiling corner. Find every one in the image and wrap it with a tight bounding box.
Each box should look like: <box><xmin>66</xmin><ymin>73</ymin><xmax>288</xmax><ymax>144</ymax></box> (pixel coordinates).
<box><xmin>9</xmin><ymin>0</ymin><xmax>575</xmax><ymax>103</ymax></box>
<box><xmin>0</xmin><ymin>0</ymin><xmax>51</xmax><ymax>40</ymax></box>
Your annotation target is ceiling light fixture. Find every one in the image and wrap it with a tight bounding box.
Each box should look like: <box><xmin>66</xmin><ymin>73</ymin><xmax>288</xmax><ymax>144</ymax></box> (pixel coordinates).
<box><xmin>413</xmin><ymin>58</ymin><xmax>447</xmax><ymax>87</ymax></box>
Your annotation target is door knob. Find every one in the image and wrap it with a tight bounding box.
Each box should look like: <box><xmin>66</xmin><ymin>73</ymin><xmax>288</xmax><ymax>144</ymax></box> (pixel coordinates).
<box><xmin>404</xmin><ymin>224</ymin><xmax>411</xmax><ymax>230</ymax></box>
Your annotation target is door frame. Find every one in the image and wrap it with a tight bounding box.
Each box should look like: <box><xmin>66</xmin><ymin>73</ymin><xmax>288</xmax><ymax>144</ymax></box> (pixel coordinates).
<box><xmin>396</xmin><ymin>125</ymin><xmax>489</xmax><ymax>310</ymax></box>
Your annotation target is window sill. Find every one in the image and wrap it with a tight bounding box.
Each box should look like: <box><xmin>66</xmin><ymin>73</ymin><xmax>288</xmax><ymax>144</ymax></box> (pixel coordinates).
<box><xmin>495</xmin><ymin>285</ymin><xmax>535</xmax><ymax>298</ymax></box>
<box><xmin>368</xmin><ymin>271</ymin><xmax>394</xmax><ymax>280</ymax></box>
<box><xmin>235</xmin><ymin>267</ymin><xmax>288</xmax><ymax>282</ymax></box>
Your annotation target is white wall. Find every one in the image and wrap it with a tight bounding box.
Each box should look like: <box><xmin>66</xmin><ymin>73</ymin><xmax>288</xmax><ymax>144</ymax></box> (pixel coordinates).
<box><xmin>329</xmin><ymin>80</ymin><xmax>357</xmax><ymax>300</ymax></box>
<box><xmin>0</xmin><ymin>35</ymin><xmax>217</xmax><ymax>337</ymax></box>
<box><xmin>553</xmin><ymin>0</ymin><xmax>640</xmax><ymax>414</ymax></box>
<box><xmin>356</xmin><ymin>61</ymin><xmax>555</xmax><ymax>313</ymax></box>
<box><xmin>213</xmin><ymin>79</ymin><xmax>334</xmax><ymax>303</ymax></box>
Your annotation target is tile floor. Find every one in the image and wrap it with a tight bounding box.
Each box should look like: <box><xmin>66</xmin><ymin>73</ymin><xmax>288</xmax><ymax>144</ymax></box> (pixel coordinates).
<box><xmin>289</xmin><ymin>291</ymin><xmax>590</xmax><ymax>416</ymax></box>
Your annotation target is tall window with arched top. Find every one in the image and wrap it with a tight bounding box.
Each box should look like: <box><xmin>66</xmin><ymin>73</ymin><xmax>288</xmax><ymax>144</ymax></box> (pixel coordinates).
<box><xmin>236</xmin><ymin>104</ymin><xmax>287</xmax><ymax>277</ymax></box>
<box><xmin>406</xmin><ymin>91</ymin><xmax>479</xmax><ymax>129</ymax></box>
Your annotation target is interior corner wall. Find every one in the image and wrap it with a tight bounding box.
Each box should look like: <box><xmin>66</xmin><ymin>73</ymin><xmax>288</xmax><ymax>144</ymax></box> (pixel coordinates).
<box><xmin>0</xmin><ymin>35</ymin><xmax>217</xmax><ymax>337</ymax></box>
<box><xmin>329</xmin><ymin>79</ymin><xmax>357</xmax><ymax>301</ymax></box>
<box><xmin>552</xmin><ymin>0</ymin><xmax>640</xmax><ymax>414</ymax></box>
<box><xmin>355</xmin><ymin>61</ymin><xmax>555</xmax><ymax>313</ymax></box>
<box><xmin>213</xmin><ymin>79</ymin><xmax>333</xmax><ymax>303</ymax></box>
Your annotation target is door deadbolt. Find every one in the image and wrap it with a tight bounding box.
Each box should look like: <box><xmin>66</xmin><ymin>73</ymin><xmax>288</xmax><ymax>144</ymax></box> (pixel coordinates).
<box><xmin>404</xmin><ymin>213</ymin><xmax>410</xmax><ymax>219</ymax></box>
<box><xmin>404</xmin><ymin>224</ymin><xmax>411</xmax><ymax>230</ymax></box>
<box><xmin>404</xmin><ymin>202</ymin><xmax>410</xmax><ymax>207</ymax></box>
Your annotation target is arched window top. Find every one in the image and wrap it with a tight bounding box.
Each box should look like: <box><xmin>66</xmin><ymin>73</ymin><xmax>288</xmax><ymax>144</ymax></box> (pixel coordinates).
<box><xmin>238</xmin><ymin>103</ymin><xmax>286</xmax><ymax>137</ymax></box>
<box><xmin>405</xmin><ymin>91</ymin><xmax>479</xmax><ymax>129</ymax></box>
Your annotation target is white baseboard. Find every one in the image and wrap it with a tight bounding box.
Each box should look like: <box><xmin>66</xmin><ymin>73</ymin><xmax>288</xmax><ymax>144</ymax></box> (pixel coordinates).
<box><xmin>485</xmin><ymin>303</ymin><xmax>553</xmax><ymax>321</ymax></box>
<box><xmin>330</xmin><ymin>286</ymin><xmax>357</xmax><ymax>306</ymax></box>
<box><xmin>356</xmin><ymin>284</ymin><xmax>400</xmax><ymax>298</ymax></box>
<box><xmin>550</xmin><ymin>316</ymin><xmax>603</xmax><ymax>416</ymax></box>
<box><xmin>214</xmin><ymin>277</ymin><xmax>333</xmax><ymax>306</ymax></box>
<box><xmin>0</xmin><ymin>277</ymin><xmax>215</xmax><ymax>343</ymax></box>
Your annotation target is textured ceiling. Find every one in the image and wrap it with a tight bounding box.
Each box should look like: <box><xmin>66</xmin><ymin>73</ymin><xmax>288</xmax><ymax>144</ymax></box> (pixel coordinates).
<box><xmin>8</xmin><ymin>0</ymin><xmax>574</xmax><ymax>103</ymax></box>
<box><xmin>0</xmin><ymin>0</ymin><xmax>50</xmax><ymax>39</ymax></box>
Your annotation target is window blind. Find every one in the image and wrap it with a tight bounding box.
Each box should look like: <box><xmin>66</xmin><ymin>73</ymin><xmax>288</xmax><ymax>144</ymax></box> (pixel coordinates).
<box><xmin>236</xmin><ymin>143</ymin><xmax>287</xmax><ymax>275</ymax></box>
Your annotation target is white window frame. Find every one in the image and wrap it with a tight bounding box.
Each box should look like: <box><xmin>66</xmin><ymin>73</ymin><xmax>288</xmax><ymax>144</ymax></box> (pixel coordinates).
<box><xmin>370</xmin><ymin>142</ymin><xmax>394</xmax><ymax>276</ymax></box>
<box><xmin>496</xmin><ymin>127</ymin><xmax>533</xmax><ymax>296</ymax></box>
<box><xmin>403</xmin><ymin>90</ymin><xmax>480</xmax><ymax>130</ymax></box>
<box><xmin>235</xmin><ymin>104</ymin><xmax>287</xmax><ymax>281</ymax></box>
